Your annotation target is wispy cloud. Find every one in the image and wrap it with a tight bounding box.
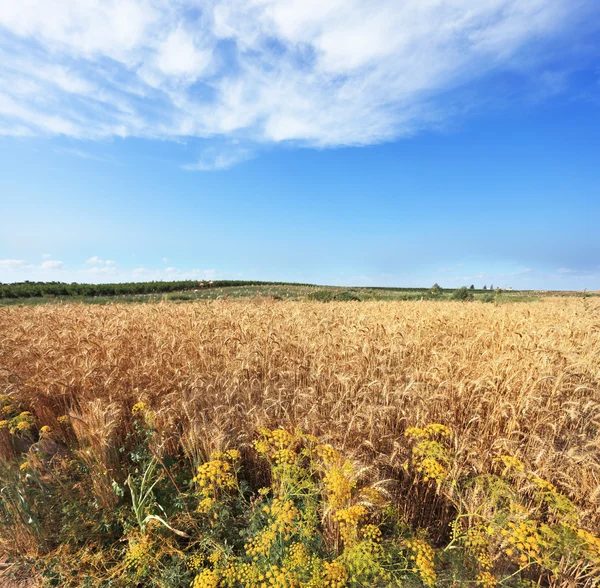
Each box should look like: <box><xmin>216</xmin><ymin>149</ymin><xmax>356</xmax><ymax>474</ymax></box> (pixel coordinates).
<box><xmin>0</xmin><ymin>259</ymin><xmax>30</xmax><ymax>270</ymax></box>
<box><xmin>0</xmin><ymin>0</ymin><xmax>595</xmax><ymax>163</ymax></box>
<box><xmin>54</xmin><ymin>147</ymin><xmax>120</xmax><ymax>165</ymax></box>
<box><xmin>182</xmin><ymin>145</ymin><xmax>254</xmax><ymax>171</ymax></box>
<box><xmin>86</xmin><ymin>256</ymin><xmax>116</xmax><ymax>266</ymax></box>
<box><xmin>0</xmin><ymin>258</ymin><xmax>64</xmax><ymax>273</ymax></box>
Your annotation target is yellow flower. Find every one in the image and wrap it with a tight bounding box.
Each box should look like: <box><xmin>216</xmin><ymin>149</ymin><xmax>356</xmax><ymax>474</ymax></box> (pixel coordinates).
<box><xmin>131</xmin><ymin>401</ymin><xmax>149</xmax><ymax>414</ymax></box>
<box><xmin>477</xmin><ymin>570</ymin><xmax>496</xmax><ymax>587</ymax></box>
<box><xmin>191</xmin><ymin>568</ymin><xmax>220</xmax><ymax>588</ymax></box>
<box><xmin>497</xmin><ymin>455</ymin><xmax>525</xmax><ymax>472</ymax></box>
<box><xmin>225</xmin><ymin>449</ymin><xmax>241</xmax><ymax>461</ymax></box>
<box><xmin>407</xmin><ymin>538</ymin><xmax>436</xmax><ymax>587</ymax></box>
<box><xmin>187</xmin><ymin>553</ymin><xmax>205</xmax><ymax>571</ymax></box>
<box><xmin>197</xmin><ymin>497</ymin><xmax>216</xmax><ymax>514</ymax></box>
<box><xmin>335</xmin><ymin>505</ymin><xmax>367</xmax><ymax>546</ymax></box>
<box><xmin>321</xmin><ymin>561</ymin><xmax>348</xmax><ymax>588</ymax></box>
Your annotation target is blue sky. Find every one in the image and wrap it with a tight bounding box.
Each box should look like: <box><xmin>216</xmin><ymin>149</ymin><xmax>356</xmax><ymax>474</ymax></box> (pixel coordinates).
<box><xmin>0</xmin><ymin>1</ymin><xmax>599</xmax><ymax>290</ymax></box>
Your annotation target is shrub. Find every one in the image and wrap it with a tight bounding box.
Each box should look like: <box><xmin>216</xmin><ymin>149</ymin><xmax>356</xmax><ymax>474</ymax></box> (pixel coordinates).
<box><xmin>452</xmin><ymin>286</ymin><xmax>473</xmax><ymax>301</ymax></box>
<box><xmin>308</xmin><ymin>290</ymin><xmax>335</xmax><ymax>302</ymax></box>
<box><xmin>335</xmin><ymin>291</ymin><xmax>361</xmax><ymax>302</ymax></box>
<box><xmin>430</xmin><ymin>284</ymin><xmax>442</xmax><ymax>297</ymax></box>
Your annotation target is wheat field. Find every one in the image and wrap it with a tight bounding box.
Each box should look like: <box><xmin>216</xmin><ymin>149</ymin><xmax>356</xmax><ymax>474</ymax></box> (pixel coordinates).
<box><xmin>1</xmin><ymin>297</ymin><xmax>599</xmax><ymax>585</ymax></box>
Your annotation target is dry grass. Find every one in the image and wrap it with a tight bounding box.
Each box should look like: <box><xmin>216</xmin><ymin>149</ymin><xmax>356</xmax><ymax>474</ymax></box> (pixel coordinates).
<box><xmin>1</xmin><ymin>297</ymin><xmax>599</xmax><ymax>535</ymax></box>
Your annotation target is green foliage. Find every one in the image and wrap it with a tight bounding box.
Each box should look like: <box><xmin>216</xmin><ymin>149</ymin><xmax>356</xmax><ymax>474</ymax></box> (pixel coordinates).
<box><xmin>308</xmin><ymin>290</ymin><xmax>362</xmax><ymax>302</ymax></box>
<box><xmin>451</xmin><ymin>286</ymin><xmax>473</xmax><ymax>301</ymax></box>
<box><xmin>0</xmin><ymin>280</ymin><xmax>316</xmax><ymax>300</ymax></box>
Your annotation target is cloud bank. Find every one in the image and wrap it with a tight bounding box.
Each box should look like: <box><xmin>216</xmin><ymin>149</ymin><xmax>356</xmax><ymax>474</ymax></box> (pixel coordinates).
<box><xmin>0</xmin><ymin>0</ymin><xmax>594</xmax><ymax>157</ymax></box>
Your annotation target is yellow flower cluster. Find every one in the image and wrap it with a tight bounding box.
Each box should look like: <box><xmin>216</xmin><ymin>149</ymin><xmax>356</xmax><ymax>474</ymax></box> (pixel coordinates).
<box><xmin>40</xmin><ymin>425</ymin><xmax>52</xmax><ymax>438</ymax></box>
<box><xmin>222</xmin><ymin>562</ymin><xmax>297</xmax><ymax>588</ymax></box>
<box><xmin>260</xmin><ymin>566</ymin><xmax>296</xmax><ymax>587</ymax></box>
<box><xmin>406</xmin><ymin>538</ymin><xmax>436</xmax><ymax>587</ymax></box>
<box><xmin>464</xmin><ymin>524</ymin><xmax>493</xmax><ymax>556</ymax></box>
<box><xmin>1</xmin><ymin>405</ymin><xmax>14</xmax><ymax>416</ymax></box>
<box><xmin>19</xmin><ymin>461</ymin><xmax>29</xmax><ymax>471</ymax></box>
<box><xmin>210</xmin><ymin>449</ymin><xmax>241</xmax><ymax>461</ymax></box>
<box><xmin>496</xmin><ymin>455</ymin><xmax>525</xmax><ymax>472</ymax></box>
<box><xmin>187</xmin><ymin>553</ymin><xmax>206</xmax><ymax>571</ymax></box>
<box><xmin>0</xmin><ymin>420</ymin><xmax>8</xmax><ymax>430</ymax></box>
<box><xmin>131</xmin><ymin>401</ymin><xmax>149</xmax><ymax>414</ymax></box>
<box><xmin>335</xmin><ymin>505</ymin><xmax>367</xmax><ymax>546</ymax></box>
<box><xmin>124</xmin><ymin>539</ymin><xmax>152</xmax><ymax>572</ymax></box>
<box><xmin>246</xmin><ymin>499</ymin><xmax>299</xmax><ymax>559</ymax></box>
<box><xmin>361</xmin><ymin>524</ymin><xmax>382</xmax><ymax>543</ymax></box>
<box><xmin>405</xmin><ymin>423</ymin><xmax>452</xmax><ymax>439</ymax></box>
<box><xmin>410</xmin><ymin>439</ymin><xmax>449</xmax><ymax>484</ymax></box>
<box><xmin>254</xmin><ymin>428</ymin><xmax>298</xmax><ymax>457</ymax></box>
<box><xmin>265</xmin><ymin>499</ymin><xmax>298</xmax><ymax>537</ymax></box>
<box><xmin>285</xmin><ymin>542</ymin><xmax>312</xmax><ymax>570</ymax></box>
<box><xmin>222</xmin><ymin>561</ymin><xmax>259</xmax><ymax>585</ymax></box>
<box><xmin>323</xmin><ymin>469</ymin><xmax>354</xmax><ymax>511</ymax></box>
<box><xmin>501</xmin><ymin>520</ymin><xmax>547</xmax><ymax>566</ymax></box>
<box><xmin>57</xmin><ymin>415</ymin><xmax>70</xmax><ymax>425</ymax></box>
<box><xmin>193</xmin><ymin>457</ymin><xmax>237</xmax><ymax>499</ymax></box>
<box><xmin>274</xmin><ymin>448</ymin><xmax>297</xmax><ymax>466</ymax></box>
<box><xmin>191</xmin><ymin>568</ymin><xmax>220</xmax><ymax>588</ymax></box>
<box><xmin>530</xmin><ymin>476</ymin><xmax>556</xmax><ymax>493</ymax></box>
<box><xmin>321</xmin><ymin>561</ymin><xmax>348</xmax><ymax>588</ymax></box>
<box><xmin>246</xmin><ymin>528</ymin><xmax>278</xmax><ymax>560</ymax></box>
<box><xmin>316</xmin><ymin>444</ymin><xmax>344</xmax><ymax>468</ymax></box>
<box><xmin>197</xmin><ymin>497</ymin><xmax>216</xmax><ymax>514</ymax></box>
<box><xmin>9</xmin><ymin>411</ymin><xmax>35</xmax><ymax>435</ymax></box>
<box><xmin>476</xmin><ymin>570</ymin><xmax>497</xmax><ymax>587</ymax></box>
<box><xmin>415</xmin><ymin>456</ymin><xmax>447</xmax><ymax>483</ymax></box>
<box><xmin>575</xmin><ymin>527</ymin><xmax>600</xmax><ymax>563</ymax></box>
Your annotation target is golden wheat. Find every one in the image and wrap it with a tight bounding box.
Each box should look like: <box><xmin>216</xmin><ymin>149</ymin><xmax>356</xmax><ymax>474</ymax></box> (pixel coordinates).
<box><xmin>0</xmin><ymin>297</ymin><xmax>599</xmax><ymax>534</ymax></box>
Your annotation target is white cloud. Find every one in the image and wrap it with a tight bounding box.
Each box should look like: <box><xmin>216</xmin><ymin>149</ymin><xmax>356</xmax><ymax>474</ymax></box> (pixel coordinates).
<box><xmin>42</xmin><ymin>253</ymin><xmax>52</xmax><ymax>259</ymax></box>
<box><xmin>0</xmin><ymin>258</ymin><xmax>64</xmax><ymax>277</ymax></box>
<box><xmin>54</xmin><ymin>147</ymin><xmax>120</xmax><ymax>165</ymax></box>
<box><xmin>556</xmin><ymin>267</ymin><xmax>575</xmax><ymax>274</ymax></box>
<box><xmin>40</xmin><ymin>260</ymin><xmax>64</xmax><ymax>270</ymax></box>
<box><xmin>183</xmin><ymin>145</ymin><xmax>254</xmax><ymax>171</ymax></box>
<box><xmin>154</xmin><ymin>28</ymin><xmax>212</xmax><ymax>81</ymax></box>
<box><xmin>86</xmin><ymin>256</ymin><xmax>116</xmax><ymax>266</ymax></box>
<box><xmin>0</xmin><ymin>0</ymin><xmax>595</xmax><ymax>158</ymax></box>
<box><xmin>0</xmin><ymin>259</ymin><xmax>29</xmax><ymax>270</ymax></box>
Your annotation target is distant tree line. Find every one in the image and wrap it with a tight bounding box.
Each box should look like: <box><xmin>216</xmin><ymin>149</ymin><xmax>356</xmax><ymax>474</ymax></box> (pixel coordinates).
<box><xmin>0</xmin><ymin>280</ymin><xmax>314</xmax><ymax>299</ymax></box>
